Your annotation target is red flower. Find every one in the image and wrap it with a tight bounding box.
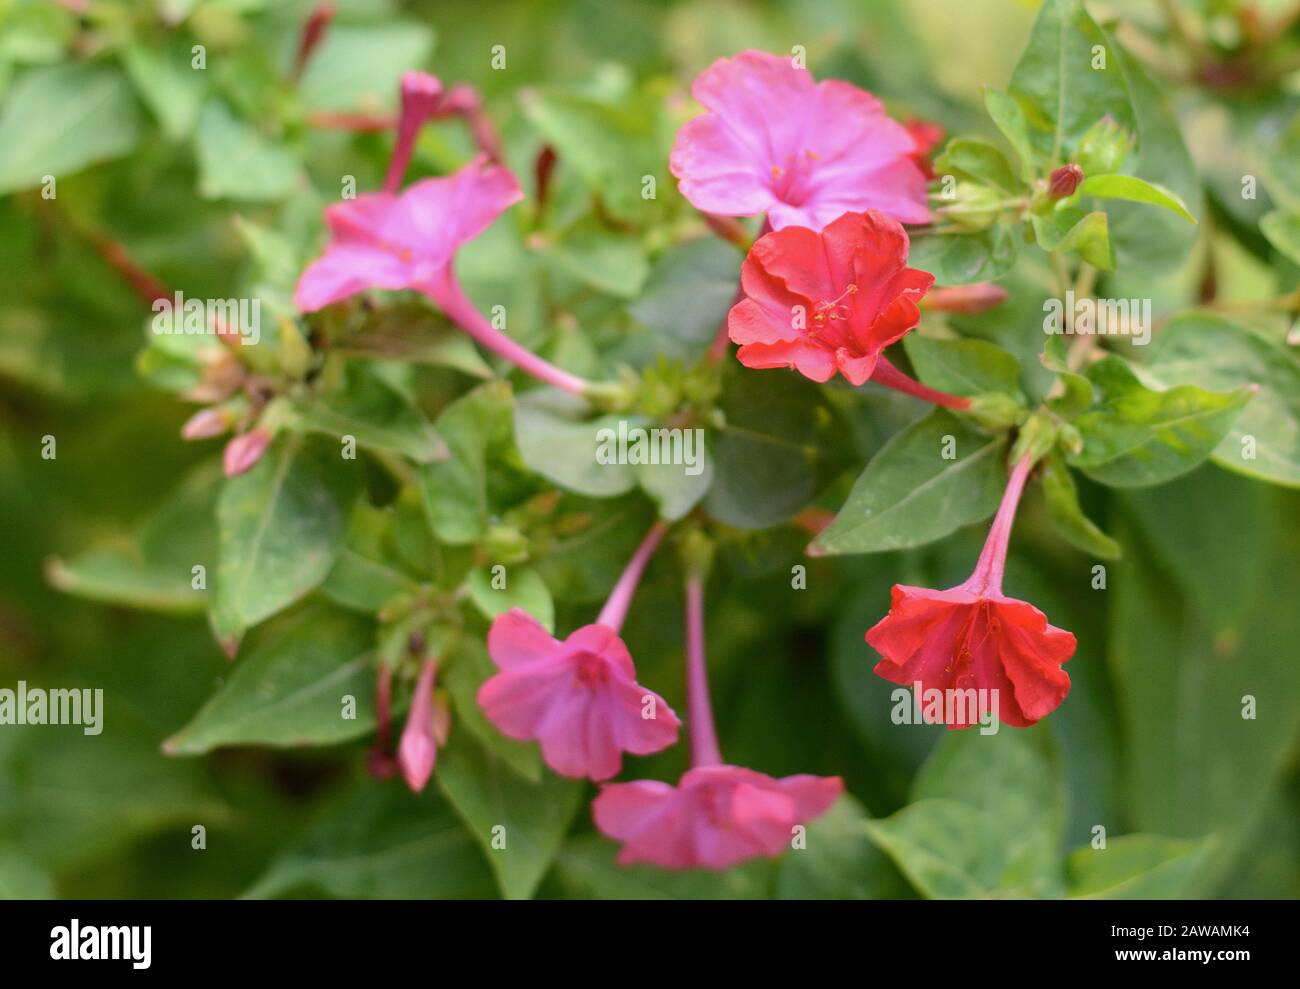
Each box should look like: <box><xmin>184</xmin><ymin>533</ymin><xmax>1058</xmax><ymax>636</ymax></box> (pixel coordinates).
<box><xmin>905</xmin><ymin>118</ymin><xmax>945</xmax><ymax>180</ymax></box>
<box><xmin>865</xmin><ymin>455</ymin><xmax>1076</xmax><ymax>728</ymax></box>
<box><xmin>727</xmin><ymin>210</ymin><xmax>934</xmax><ymax>385</ymax></box>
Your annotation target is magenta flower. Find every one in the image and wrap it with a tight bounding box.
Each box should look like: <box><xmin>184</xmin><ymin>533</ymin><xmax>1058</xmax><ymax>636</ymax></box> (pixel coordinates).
<box><xmin>670</xmin><ymin>50</ymin><xmax>930</xmax><ymax>232</ymax></box>
<box><xmin>223</xmin><ymin>428</ymin><xmax>271</xmax><ymax>477</ymax></box>
<box><xmin>477</xmin><ymin>522</ymin><xmax>681</xmax><ymax>780</ymax></box>
<box><xmin>294</xmin><ymin>155</ymin><xmax>521</xmax><ymax>314</ymax></box>
<box><xmin>593</xmin><ymin>573</ymin><xmax>842</xmax><ymax>870</ymax></box>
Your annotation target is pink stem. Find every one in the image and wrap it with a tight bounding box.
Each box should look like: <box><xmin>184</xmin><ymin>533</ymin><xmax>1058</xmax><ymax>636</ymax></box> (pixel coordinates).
<box><xmin>684</xmin><ymin>573</ymin><xmax>722</xmax><ymax>767</ymax></box>
<box><xmin>964</xmin><ymin>452</ymin><xmax>1035</xmax><ymax>596</ymax></box>
<box><xmin>873</xmin><ymin>356</ymin><xmax>972</xmax><ymax>409</ymax></box>
<box><xmin>596</xmin><ymin>521</ymin><xmax>668</xmax><ymax>633</ymax></box>
<box><xmin>428</xmin><ymin>269</ymin><xmax>594</xmax><ymax>396</ymax></box>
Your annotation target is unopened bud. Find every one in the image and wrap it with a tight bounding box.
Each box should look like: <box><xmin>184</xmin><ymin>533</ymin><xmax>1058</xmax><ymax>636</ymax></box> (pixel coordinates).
<box><xmin>923</xmin><ymin>282</ymin><xmax>1009</xmax><ymax>314</ymax></box>
<box><xmin>181</xmin><ymin>407</ymin><xmax>233</xmax><ymax>440</ymax></box>
<box><xmin>223</xmin><ymin>428</ymin><xmax>272</xmax><ymax>477</ymax></box>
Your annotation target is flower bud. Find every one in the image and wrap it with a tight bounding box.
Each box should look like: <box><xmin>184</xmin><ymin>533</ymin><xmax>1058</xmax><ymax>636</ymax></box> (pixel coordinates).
<box><xmin>923</xmin><ymin>282</ymin><xmax>1009</xmax><ymax>314</ymax></box>
<box><xmin>223</xmin><ymin>428</ymin><xmax>272</xmax><ymax>477</ymax></box>
<box><xmin>398</xmin><ymin>659</ymin><xmax>440</xmax><ymax>793</ymax></box>
<box><xmin>181</xmin><ymin>407</ymin><xmax>233</xmax><ymax>440</ymax></box>
<box><xmin>1048</xmin><ymin>164</ymin><xmax>1084</xmax><ymax>200</ymax></box>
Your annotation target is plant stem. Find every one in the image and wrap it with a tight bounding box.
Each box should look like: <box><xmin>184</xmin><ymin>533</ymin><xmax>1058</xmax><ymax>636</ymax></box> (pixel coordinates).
<box><xmin>596</xmin><ymin>521</ymin><xmax>668</xmax><ymax>633</ymax></box>
<box><xmin>873</xmin><ymin>356</ymin><xmax>972</xmax><ymax>410</ymax></box>
<box><xmin>684</xmin><ymin>572</ymin><xmax>722</xmax><ymax>768</ymax></box>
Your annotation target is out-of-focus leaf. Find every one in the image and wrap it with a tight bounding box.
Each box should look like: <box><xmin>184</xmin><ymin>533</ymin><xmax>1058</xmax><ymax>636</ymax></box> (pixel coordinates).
<box><xmin>907</xmin><ymin>224</ymin><xmax>1018</xmax><ymax>285</ymax></box>
<box><xmin>1260</xmin><ymin>210</ymin><xmax>1300</xmax><ymax>266</ymax></box>
<box><xmin>211</xmin><ymin>435</ymin><xmax>361</xmax><ymax>644</ymax></box>
<box><xmin>122</xmin><ymin>39</ymin><xmax>206</xmax><ymax>140</ymax></box>
<box><xmin>933</xmin><ymin>136</ymin><xmax>1022</xmax><ymax>194</ymax></box>
<box><xmin>628</xmin><ymin>238</ymin><xmax>741</xmax><ymax>354</ymax></box>
<box><xmin>47</xmin><ymin>463</ymin><xmax>219</xmax><ymax>613</ymax></box>
<box><xmin>165</xmin><ymin>601</ymin><xmax>375</xmax><ymax>755</ymax></box>
<box><xmin>435</xmin><ymin>731</ymin><xmax>583</xmax><ymax>900</ymax></box>
<box><xmin>813</xmin><ymin>409</ymin><xmax>1006</xmax><ymax>555</ymax></box>
<box><xmin>243</xmin><ymin>782</ymin><xmax>495</xmax><ymax>900</ymax></box>
<box><xmin>1067</xmin><ymin>834</ymin><xmax>1217</xmax><ymax>899</ymax></box>
<box><xmin>1040</xmin><ymin>452</ymin><xmax>1121</xmax><ymax>559</ymax></box>
<box><xmin>419</xmin><ymin>381</ymin><xmax>515</xmax><ymax>544</ymax></box>
<box><xmin>1143</xmin><ymin>313</ymin><xmax>1300</xmax><ymax>488</ymax></box>
<box><xmin>544</xmin><ymin>218</ymin><xmax>649</xmax><ymax>299</ymax></box>
<box><xmin>1076</xmin><ymin>174</ymin><xmax>1195</xmax><ymax>224</ymax></box>
<box><xmin>777</xmin><ymin>796</ymin><xmax>911</xmax><ymax>900</ymax></box>
<box><xmin>903</xmin><ymin>335</ymin><xmax>1022</xmax><ymax>397</ymax></box>
<box><xmin>466</xmin><ymin>565</ymin><xmax>554</xmax><ymax>631</ymax></box>
<box><xmin>194</xmin><ymin>100</ymin><xmax>300</xmax><ymax>202</ymax></box>
<box><xmin>0</xmin><ymin>62</ymin><xmax>142</xmax><ymax>193</ymax></box>
<box><xmin>297</xmin><ymin>23</ymin><xmax>435</xmax><ymax>113</ymax></box>
<box><xmin>295</xmin><ymin>362</ymin><xmax>447</xmax><ymax>464</ymax></box>
<box><xmin>983</xmin><ymin>88</ymin><xmax>1036</xmax><ymax>180</ymax></box>
<box><xmin>706</xmin><ymin>368</ymin><xmax>842</xmax><ymax>529</ymax></box>
<box><xmin>635</xmin><ymin>442</ymin><xmax>713</xmax><ymax>521</ymax></box>
<box><xmin>514</xmin><ymin>391</ymin><xmax>642</xmax><ymax>497</ymax></box>
<box><xmin>1069</xmin><ymin>356</ymin><xmax>1250</xmax><ymax>487</ymax></box>
<box><xmin>1031</xmin><ymin>207</ymin><xmax>1113</xmax><ymax>270</ymax></box>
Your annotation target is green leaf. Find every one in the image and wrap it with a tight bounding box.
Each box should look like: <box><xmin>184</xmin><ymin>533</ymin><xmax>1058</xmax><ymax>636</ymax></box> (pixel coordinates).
<box><xmin>705</xmin><ymin>369</ymin><xmax>841</xmax><ymax>529</ymax></box>
<box><xmin>334</xmin><ymin>302</ymin><xmax>493</xmax><ymax>378</ymax></box>
<box><xmin>520</xmin><ymin>81</ymin><xmax>666</xmax><ymax>222</ymax></box>
<box><xmin>635</xmin><ymin>444</ymin><xmax>714</xmax><ymax>521</ymax></box>
<box><xmin>442</xmin><ymin>639</ymin><xmax>543</xmax><ymax>783</ymax></box>
<box><xmin>933</xmin><ymin>137</ymin><xmax>1023</xmax><ymax>194</ymax></box>
<box><xmin>419</xmin><ymin>381</ymin><xmax>516</xmax><ymax>544</ymax></box>
<box><xmin>907</xmin><ymin>224</ymin><xmax>1018</xmax><ymax>285</ymax></box>
<box><xmin>320</xmin><ymin>548</ymin><xmax>418</xmax><ymax>613</ymax></box>
<box><xmin>776</xmin><ymin>796</ymin><xmax>910</xmax><ymax>900</ymax></box>
<box><xmin>1031</xmin><ymin>207</ymin><xmax>1114</xmax><ymax>270</ymax></box>
<box><xmin>194</xmin><ymin>100</ymin><xmax>300</xmax><ymax>202</ymax></box>
<box><xmin>435</xmin><ymin>731</ymin><xmax>583</xmax><ymax>900</ymax></box>
<box><xmin>544</xmin><ymin>218</ymin><xmax>649</xmax><ymax>299</ymax></box>
<box><xmin>122</xmin><ymin>39</ymin><xmax>206</xmax><ymax>140</ymax></box>
<box><xmin>902</xmin><ymin>336</ymin><xmax>1022</xmax><ymax>397</ymax></box>
<box><xmin>867</xmin><ymin>727</ymin><xmax>1066</xmax><ymax>898</ymax></box>
<box><xmin>297</xmin><ymin>23</ymin><xmax>436</xmax><ymax>113</ymax></box>
<box><xmin>1069</xmin><ymin>355</ymin><xmax>1251</xmax><ymax>487</ymax></box>
<box><xmin>0</xmin><ymin>62</ymin><xmax>142</xmax><ymax>193</ymax></box>
<box><xmin>1040</xmin><ymin>452</ymin><xmax>1121</xmax><ymax>559</ymax></box>
<box><xmin>864</xmin><ymin>799</ymin><xmax>1008</xmax><ymax>899</ymax></box>
<box><xmin>514</xmin><ymin>392</ymin><xmax>642</xmax><ymax>498</ymax></box>
<box><xmin>295</xmin><ymin>362</ymin><xmax>447</xmax><ymax>464</ymax></box>
<box><xmin>1076</xmin><ymin>173</ymin><xmax>1195</xmax><ymax>224</ymax></box>
<box><xmin>628</xmin><ymin>238</ymin><xmax>741</xmax><ymax>356</ymax></box>
<box><xmin>1103</xmin><ymin>39</ymin><xmax>1201</xmax><ymax>274</ymax></box>
<box><xmin>0</xmin><ymin>849</ymin><xmax>54</xmax><ymax>900</ymax></box>
<box><xmin>1143</xmin><ymin>313</ymin><xmax>1300</xmax><ymax>487</ymax></box>
<box><xmin>466</xmin><ymin>565</ymin><xmax>554</xmax><ymax>632</ymax></box>
<box><xmin>243</xmin><ymin>782</ymin><xmax>495</xmax><ymax>900</ymax></box>
<box><xmin>983</xmin><ymin>88</ymin><xmax>1036</xmax><ymax>180</ymax></box>
<box><xmin>1260</xmin><ymin>209</ymin><xmax>1300</xmax><ymax>266</ymax></box>
<box><xmin>1068</xmin><ymin>835</ymin><xmax>1218</xmax><ymax>899</ymax></box>
<box><xmin>164</xmin><ymin>601</ymin><xmax>375</xmax><ymax>755</ymax></box>
<box><xmin>1110</xmin><ymin>497</ymin><xmax>1300</xmax><ymax>836</ymax></box>
<box><xmin>551</xmin><ymin>834</ymin><xmax>773</xmax><ymax>899</ymax></box>
<box><xmin>812</xmin><ymin>409</ymin><xmax>1007</xmax><ymax>555</ymax></box>
<box><xmin>47</xmin><ymin>463</ymin><xmax>219</xmax><ymax>614</ymax></box>
<box><xmin>212</xmin><ymin>434</ymin><xmax>361</xmax><ymax>643</ymax></box>
<box><xmin>1040</xmin><ymin>333</ymin><xmax>1093</xmax><ymax>418</ymax></box>
<box><xmin>1008</xmin><ymin>0</ymin><xmax>1134</xmax><ymax>165</ymax></box>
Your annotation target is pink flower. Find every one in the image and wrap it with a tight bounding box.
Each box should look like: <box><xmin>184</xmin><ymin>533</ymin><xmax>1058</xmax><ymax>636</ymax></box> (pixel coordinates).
<box><xmin>293</xmin><ymin>155</ymin><xmax>522</xmax><ymax>314</ymax></box>
<box><xmin>593</xmin><ymin>765</ymin><xmax>842</xmax><ymax>870</ymax></box>
<box><xmin>594</xmin><ymin>572</ymin><xmax>842</xmax><ymax>870</ymax></box>
<box><xmin>670</xmin><ymin>50</ymin><xmax>930</xmax><ymax>231</ymax></box>
<box><xmin>478</xmin><ymin>611</ymin><xmax>680</xmax><ymax>781</ymax></box>
<box><xmin>397</xmin><ymin>659</ymin><xmax>450</xmax><ymax>793</ymax></box>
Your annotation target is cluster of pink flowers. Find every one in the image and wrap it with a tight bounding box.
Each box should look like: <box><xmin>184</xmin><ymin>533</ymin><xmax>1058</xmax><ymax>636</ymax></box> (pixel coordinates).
<box><xmin>287</xmin><ymin>49</ymin><xmax>1076</xmax><ymax>871</ymax></box>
